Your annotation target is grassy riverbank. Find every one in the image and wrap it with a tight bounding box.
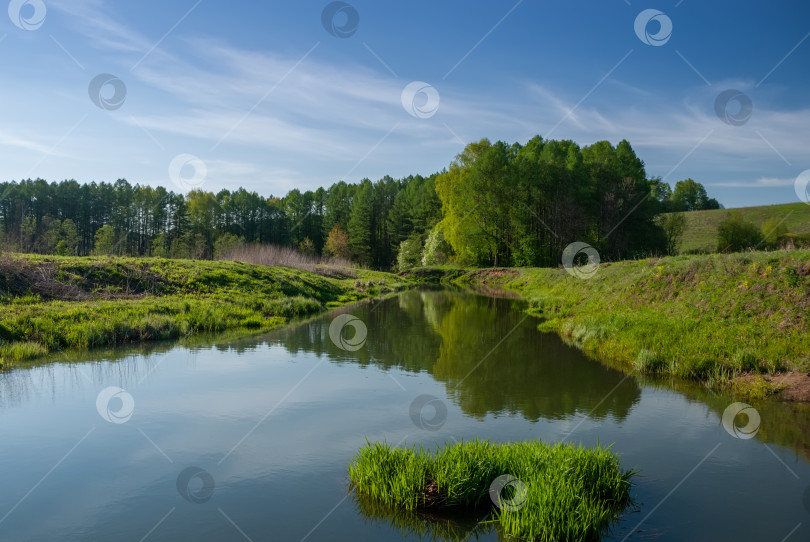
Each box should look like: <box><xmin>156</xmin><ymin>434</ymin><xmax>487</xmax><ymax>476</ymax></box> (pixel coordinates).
<box><xmin>442</xmin><ymin>250</ymin><xmax>810</xmax><ymax>395</ymax></box>
<box><xmin>0</xmin><ymin>254</ymin><xmax>405</xmax><ymax>369</ymax></box>
<box><xmin>349</xmin><ymin>439</ymin><xmax>634</xmax><ymax>541</ymax></box>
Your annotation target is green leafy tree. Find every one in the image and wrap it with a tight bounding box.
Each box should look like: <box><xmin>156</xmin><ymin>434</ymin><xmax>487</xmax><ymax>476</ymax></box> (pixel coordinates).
<box><xmin>717</xmin><ymin>211</ymin><xmax>763</xmax><ymax>252</ymax></box>
<box><xmin>20</xmin><ymin>216</ymin><xmax>37</xmax><ymax>252</ymax></box>
<box><xmin>322</xmin><ymin>181</ymin><xmax>353</xmax><ymax>239</ymax></box>
<box><xmin>435</xmin><ymin>139</ymin><xmax>514</xmax><ymax>266</ymax></box>
<box><xmin>150</xmin><ymin>233</ymin><xmax>169</xmax><ymax>258</ymax></box>
<box><xmin>671</xmin><ymin>179</ymin><xmax>709</xmax><ymax>211</ymax></box>
<box><xmin>60</xmin><ymin>219</ymin><xmax>79</xmax><ymax>255</ymax></box>
<box><xmin>187</xmin><ymin>189</ymin><xmax>219</xmax><ymax>258</ymax></box>
<box><xmin>93</xmin><ymin>225</ymin><xmax>117</xmax><ymax>255</ymax></box>
<box><xmin>704</xmin><ymin>197</ymin><xmax>721</xmax><ymax>210</ymax></box>
<box><xmin>323</xmin><ymin>225</ymin><xmax>351</xmax><ymax>260</ymax></box>
<box><xmin>421</xmin><ymin>227</ymin><xmax>450</xmax><ymax>266</ymax></box>
<box><xmin>36</xmin><ymin>217</ymin><xmax>63</xmax><ymax>253</ymax></box>
<box><xmin>170</xmin><ymin>233</ymin><xmax>194</xmax><ymax>259</ymax></box>
<box><xmin>649</xmin><ymin>178</ymin><xmax>673</xmax><ymax>212</ymax></box>
<box><xmin>655</xmin><ymin>212</ymin><xmax>686</xmax><ymax>255</ymax></box>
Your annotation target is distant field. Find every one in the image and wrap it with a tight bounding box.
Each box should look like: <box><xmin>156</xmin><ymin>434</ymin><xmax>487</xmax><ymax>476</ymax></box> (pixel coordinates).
<box><xmin>679</xmin><ymin>202</ymin><xmax>810</xmax><ymax>253</ymax></box>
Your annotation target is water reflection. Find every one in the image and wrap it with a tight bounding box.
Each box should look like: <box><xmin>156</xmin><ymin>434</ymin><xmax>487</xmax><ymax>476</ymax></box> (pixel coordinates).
<box><xmin>353</xmin><ymin>493</ymin><xmax>493</xmax><ymax>542</ymax></box>
<box><xmin>0</xmin><ymin>291</ymin><xmax>641</xmax><ymax>423</ymax></box>
<box><xmin>0</xmin><ymin>330</ymin><xmax>267</xmax><ymax>408</ymax></box>
<box><xmin>275</xmin><ymin>290</ymin><xmax>642</xmax><ymax>423</ymax></box>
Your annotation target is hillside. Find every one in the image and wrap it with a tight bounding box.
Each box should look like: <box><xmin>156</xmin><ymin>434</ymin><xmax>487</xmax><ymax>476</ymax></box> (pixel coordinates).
<box><xmin>680</xmin><ymin>202</ymin><xmax>810</xmax><ymax>253</ymax></box>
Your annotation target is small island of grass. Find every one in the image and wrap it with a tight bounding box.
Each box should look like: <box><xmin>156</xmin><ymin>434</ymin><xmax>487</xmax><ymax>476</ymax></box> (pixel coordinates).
<box><xmin>348</xmin><ymin>439</ymin><xmax>635</xmax><ymax>541</ymax></box>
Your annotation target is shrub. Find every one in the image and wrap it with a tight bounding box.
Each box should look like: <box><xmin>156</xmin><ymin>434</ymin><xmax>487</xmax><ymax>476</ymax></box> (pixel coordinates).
<box><xmin>760</xmin><ymin>217</ymin><xmax>788</xmax><ymax>249</ymax></box>
<box><xmin>397</xmin><ymin>236</ymin><xmax>423</xmax><ymax>271</ymax></box>
<box><xmin>421</xmin><ymin>227</ymin><xmax>451</xmax><ymax>266</ymax></box>
<box><xmin>323</xmin><ymin>225</ymin><xmax>352</xmax><ymax>260</ymax></box>
<box><xmin>213</xmin><ymin>233</ymin><xmax>245</xmax><ymax>259</ymax></box>
<box><xmin>717</xmin><ymin>211</ymin><xmax>763</xmax><ymax>252</ymax></box>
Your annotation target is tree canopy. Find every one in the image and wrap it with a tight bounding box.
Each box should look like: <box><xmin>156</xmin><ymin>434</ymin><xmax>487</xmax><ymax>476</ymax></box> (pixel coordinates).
<box><xmin>0</xmin><ymin>135</ymin><xmax>719</xmax><ymax>268</ymax></box>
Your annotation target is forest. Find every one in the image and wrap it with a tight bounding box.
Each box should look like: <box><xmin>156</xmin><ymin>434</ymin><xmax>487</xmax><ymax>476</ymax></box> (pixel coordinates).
<box><xmin>0</xmin><ymin>136</ymin><xmax>719</xmax><ymax>270</ymax></box>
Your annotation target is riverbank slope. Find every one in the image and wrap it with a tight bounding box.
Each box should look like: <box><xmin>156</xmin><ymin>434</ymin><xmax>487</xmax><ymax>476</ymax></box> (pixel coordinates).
<box><xmin>0</xmin><ymin>254</ymin><xmax>406</xmax><ymax>369</ymax></box>
<box><xmin>433</xmin><ymin>250</ymin><xmax>810</xmax><ymax>401</ymax></box>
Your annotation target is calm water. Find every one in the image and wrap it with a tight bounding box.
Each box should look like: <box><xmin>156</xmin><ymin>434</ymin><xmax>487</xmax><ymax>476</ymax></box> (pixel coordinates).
<box><xmin>1</xmin><ymin>290</ymin><xmax>809</xmax><ymax>541</ymax></box>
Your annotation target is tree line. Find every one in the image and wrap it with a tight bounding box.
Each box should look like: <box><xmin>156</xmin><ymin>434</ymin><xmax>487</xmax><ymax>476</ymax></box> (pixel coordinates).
<box><xmin>0</xmin><ymin>135</ymin><xmax>719</xmax><ymax>269</ymax></box>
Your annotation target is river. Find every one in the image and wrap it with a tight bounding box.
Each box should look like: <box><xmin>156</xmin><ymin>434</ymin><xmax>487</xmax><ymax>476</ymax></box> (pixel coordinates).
<box><xmin>0</xmin><ymin>289</ymin><xmax>808</xmax><ymax>540</ymax></box>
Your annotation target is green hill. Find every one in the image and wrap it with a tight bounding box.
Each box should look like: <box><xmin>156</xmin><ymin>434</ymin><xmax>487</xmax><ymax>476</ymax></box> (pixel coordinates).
<box><xmin>679</xmin><ymin>202</ymin><xmax>810</xmax><ymax>253</ymax></box>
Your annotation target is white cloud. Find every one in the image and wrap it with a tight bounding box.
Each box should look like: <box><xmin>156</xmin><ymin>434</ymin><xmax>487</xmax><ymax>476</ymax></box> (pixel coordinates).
<box><xmin>48</xmin><ymin>0</ymin><xmax>156</xmax><ymax>55</ymax></box>
<box><xmin>708</xmin><ymin>176</ymin><xmax>797</xmax><ymax>188</ymax></box>
<box><xmin>29</xmin><ymin>2</ymin><xmax>810</xmax><ymax>199</ymax></box>
<box><xmin>0</xmin><ymin>129</ymin><xmax>71</xmax><ymax>157</ymax></box>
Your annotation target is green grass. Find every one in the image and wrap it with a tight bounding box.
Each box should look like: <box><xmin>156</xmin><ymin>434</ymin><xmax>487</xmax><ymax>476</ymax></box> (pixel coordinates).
<box><xmin>731</xmin><ymin>376</ymin><xmax>788</xmax><ymax>401</ymax></box>
<box><xmin>348</xmin><ymin>439</ymin><xmax>635</xmax><ymax>542</ymax></box>
<box><xmin>0</xmin><ymin>341</ymin><xmax>48</xmax><ymax>368</ymax></box>
<box><xmin>679</xmin><ymin>202</ymin><xmax>810</xmax><ymax>253</ymax></box>
<box><xmin>0</xmin><ymin>254</ymin><xmax>407</xmax><ymax>368</ymax></box>
<box><xmin>446</xmin><ymin>250</ymin><xmax>810</xmax><ymax>385</ymax></box>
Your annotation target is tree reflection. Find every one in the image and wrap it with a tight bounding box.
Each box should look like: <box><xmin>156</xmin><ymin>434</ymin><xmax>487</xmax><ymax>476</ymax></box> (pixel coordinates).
<box><xmin>276</xmin><ymin>289</ymin><xmax>642</xmax><ymax>423</ymax></box>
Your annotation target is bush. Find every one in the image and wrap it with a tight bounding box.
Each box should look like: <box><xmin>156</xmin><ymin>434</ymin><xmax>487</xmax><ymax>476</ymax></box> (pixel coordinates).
<box><xmin>761</xmin><ymin>217</ymin><xmax>788</xmax><ymax>249</ymax></box>
<box><xmin>324</xmin><ymin>225</ymin><xmax>352</xmax><ymax>260</ymax></box>
<box><xmin>397</xmin><ymin>236</ymin><xmax>423</xmax><ymax>271</ymax></box>
<box><xmin>421</xmin><ymin>227</ymin><xmax>450</xmax><ymax>266</ymax></box>
<box><xmin>213</xmin><ymin>233</ymin><xmax>245</xmax><ymax>259</ymax></box>
<box><xmin>92</xmin><ymin>225</ymin><xmax>117</xmax><ymax>256</ymax></box>
<box><xmin>717</xmin><ymin>211</ymin><xmax>763</xmax><ymax>252</ymax></box>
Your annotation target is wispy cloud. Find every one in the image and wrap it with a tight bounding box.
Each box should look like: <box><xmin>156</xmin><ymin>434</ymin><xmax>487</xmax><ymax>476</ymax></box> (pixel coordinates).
<box><xmin>0</xmin><ymin>129</ymin><xmax>72</xmax><ymax>157</ymax></box>
<box><xmin>708</xmin><ymin>176</ymin><xmax>797</xmax><ymax>188</ymax></box>
<box><xmin>48</xmin><ymin>0</ymin><xmax>155</xmax><ymax>55</ymax></box>
<box><xmin>26</xmin><ymin>1</ymin><xmax>810</xmax><ymax>198</ymax></box>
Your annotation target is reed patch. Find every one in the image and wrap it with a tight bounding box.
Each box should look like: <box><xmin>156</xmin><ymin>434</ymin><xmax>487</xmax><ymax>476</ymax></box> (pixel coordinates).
<box><xmin>348</xmin><ymin>439</ymin><xmax>635</xmax><ymax>541</ymax></box>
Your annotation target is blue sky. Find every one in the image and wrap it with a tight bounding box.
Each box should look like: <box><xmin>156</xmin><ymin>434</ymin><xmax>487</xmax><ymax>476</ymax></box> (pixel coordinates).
<box><xmin>1</xmin><ymin>0</ymin><xmax>809</xmax><ymax>208</ymax></box>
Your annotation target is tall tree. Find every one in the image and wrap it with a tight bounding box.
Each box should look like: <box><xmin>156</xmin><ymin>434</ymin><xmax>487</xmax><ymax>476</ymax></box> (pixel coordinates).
<box><xmin>347</xmin><ymin>179</ymin><xmax>373</xmax><ymax>264</ymax></box>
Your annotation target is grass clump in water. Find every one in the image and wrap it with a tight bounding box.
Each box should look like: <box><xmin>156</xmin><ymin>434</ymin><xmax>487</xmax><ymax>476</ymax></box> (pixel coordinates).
<box><xmin>348</xmin><ymin>438</ymin><xmax>635</xmax><ymax>541</ymax></box>
<box><xmin>0</xmin><ymin>341</ymin><xmax>48</xmax><ymax>368</ymax></box>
